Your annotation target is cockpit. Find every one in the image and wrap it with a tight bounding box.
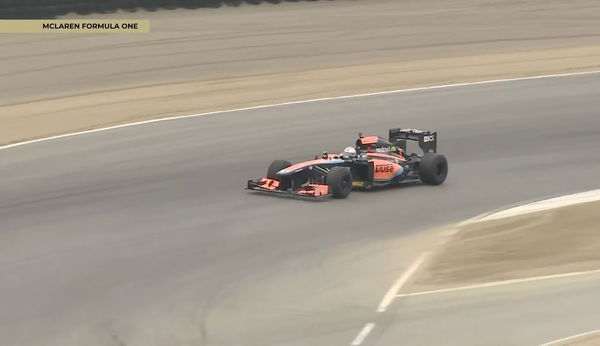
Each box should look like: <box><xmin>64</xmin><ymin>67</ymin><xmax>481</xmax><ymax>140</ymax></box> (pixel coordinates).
<box><xmin>355</xmin><ymin>135</ymin><xmax>404</xmax><ymax>157</ymax></box>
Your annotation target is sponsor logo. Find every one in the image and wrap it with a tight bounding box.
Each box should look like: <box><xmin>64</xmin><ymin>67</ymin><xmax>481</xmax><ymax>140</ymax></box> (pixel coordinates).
<box><xmin>352</xmin><ymin>181</ymin><xmax>365</xmax><ymax>187</ymax></box>
<box><xmin>423</xmin><ymin>135</ymin><xmax>435</xmax><ymax>142</ymax></box>
<box><xmin>400</xmin><ymin>128</ymin><xmax>427</xmax><ymax>134</ymax></box>
<box><xmin>375</xmin><ymin>146</ymin><xmax>391</xmax><ymax>153</ymax></box>
<box><xmin>375</xmin><ymin>165</ymin><xmax>394</xmax><ymax>173</ymax></box>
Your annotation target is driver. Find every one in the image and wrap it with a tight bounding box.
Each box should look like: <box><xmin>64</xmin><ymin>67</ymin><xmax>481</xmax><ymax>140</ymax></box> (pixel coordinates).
<box><xmin>341</xmin><ymin>146</ymin><xmax>357</xmax><ymax>158</ymax></box>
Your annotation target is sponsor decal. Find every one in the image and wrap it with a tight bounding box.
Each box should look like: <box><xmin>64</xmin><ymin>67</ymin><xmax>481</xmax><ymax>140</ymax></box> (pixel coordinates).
<box><xmin>375</xmin><ymin>165</ymin><xmax>394</xmax><ymax>173</ymax></box>
<box><xmin>352</xmin><ymin>181</ymin><xmax>365</xmax><ymax>187</ymax></box>
<box><xmin>400</xmin><ymin>128</ymin><xmax>428</xmax><ymax>134</ymax></box>
<box><xmin>423</xmin><ymin>135</ymin><xmax>435</xmax><ymax>142</ymax></box>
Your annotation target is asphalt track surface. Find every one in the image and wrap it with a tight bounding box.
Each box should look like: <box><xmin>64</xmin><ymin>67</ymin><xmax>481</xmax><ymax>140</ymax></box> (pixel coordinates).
<box><xmin>2</xmin><ymin>73</ymin><xmax>600</xmax><ymax>346</ymax></box>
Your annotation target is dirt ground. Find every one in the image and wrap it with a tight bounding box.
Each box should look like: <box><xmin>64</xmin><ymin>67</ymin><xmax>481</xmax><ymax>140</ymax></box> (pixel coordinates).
<box><xmin>3</xmin><ymin>45</ymin><xmax>600</xmax><ymax>146</ymax></box>
<box><xmin>412</xmin><ymin>201</ymin><xmax>600</xmax><ymax>290</ymax></box>
<box><xmin>2</xmin><ymin>0</ymin><xmax>600</xmax><ymax>145</ymax></box>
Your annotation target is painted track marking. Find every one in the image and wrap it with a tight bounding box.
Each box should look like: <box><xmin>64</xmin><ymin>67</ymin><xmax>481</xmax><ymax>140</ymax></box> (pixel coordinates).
<box><xmin>471</xmin><ymin>189</ymin><xmax>600</xmax><ymax>223</ymax></box>
<box><xmin>2</xmin><ymin>70</ymin><xmax>600</xmax><ymax>152</ymax></box>
<box><xmin>377</xmin><ymin>252</ymin><xmax>431</xmax><ymax>312</ymax></box>
<box><xmin>539</xmin><ymin>329</ymin><xmax>600</xmax><ymax>346</ymax></box>
<box><xmin>351</xmin><ymin>323</ymin><xmax>375</xmax><ymax>346</ymax></box>
<box><xmin>396</xmin><ymin>268</ymin><xmax>600</xmax><ymax>299</ymax></box>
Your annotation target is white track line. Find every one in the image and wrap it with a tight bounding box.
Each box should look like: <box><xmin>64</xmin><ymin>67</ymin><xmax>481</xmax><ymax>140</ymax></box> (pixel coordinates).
<box><xmin>351</xmin><ymin>322</ymin><xmax>375</xmax><ymax>346</ymax></box>
<box><xmin>539</xmin><ymin>329</ymin><xmax>600</xmax><ymax>346</ymax></box>
<box><xmin>396</xmin><ymin>268</ymin><xmax>600</xmax><ymax>299</ymax></box>
<box><xmin>471</xmin><ymin>189</ymin><xmax>600</xmax><ymax>223</ymax></box>
<box><xmin>2</xmin><ymin>69</ymin><xmax>600</xmax><ymax>152</ymax></box>
<box><xmin>377</xmin><ymin>252</ymin><xmax>431</xmax><ymax>312</ymax></box>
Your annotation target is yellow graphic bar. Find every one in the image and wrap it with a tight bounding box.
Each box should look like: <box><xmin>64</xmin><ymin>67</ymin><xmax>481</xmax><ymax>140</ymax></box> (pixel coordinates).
<box><xmin>0</xmin><ymin>20</ymin><xmax>150</xmax><ymax>34</ymax></box>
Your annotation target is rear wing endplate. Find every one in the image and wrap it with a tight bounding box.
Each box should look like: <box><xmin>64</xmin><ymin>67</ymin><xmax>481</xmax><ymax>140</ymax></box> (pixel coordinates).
<box><xmin>388</xmin><ymin>128</ymin><xmax>437</xmax><ymax>153</ymax></box>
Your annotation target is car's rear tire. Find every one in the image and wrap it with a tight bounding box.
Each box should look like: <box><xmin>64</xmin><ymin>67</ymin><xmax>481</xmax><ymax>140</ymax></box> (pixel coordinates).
<box><xmin>418</xmin><ymin>153</ymin><xmax>448</xmax><ymax>185</ymax></box>
<box><xmin>327</xmin><ymin>167</ymin><xmax>353</xmax><ymax>199</ymax></box>
<box><xmin>267</xmin><ymin>160</ymin><xmax>292</xmax><ymax>190</ymax></box>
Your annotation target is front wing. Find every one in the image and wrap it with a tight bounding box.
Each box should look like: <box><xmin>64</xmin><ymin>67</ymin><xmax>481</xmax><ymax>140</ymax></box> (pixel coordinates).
<box><xmin>246</xmin><ymin>178</ymin><xmax>330</xmax><ymax>198</ymax></box>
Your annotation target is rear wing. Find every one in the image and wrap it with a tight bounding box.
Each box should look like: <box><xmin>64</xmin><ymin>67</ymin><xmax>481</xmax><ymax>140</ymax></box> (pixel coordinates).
<box><xmin>388</xmin><ymin>128</ymin><xmax>437</xmax><ymax>153</ymax></box>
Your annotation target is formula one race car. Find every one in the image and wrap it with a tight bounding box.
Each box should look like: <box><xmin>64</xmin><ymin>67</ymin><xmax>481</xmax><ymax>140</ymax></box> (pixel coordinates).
<box><xmin>246</xmin><ymin>128</ymin><xmax>448</xmax><ymax>199</ymax></box>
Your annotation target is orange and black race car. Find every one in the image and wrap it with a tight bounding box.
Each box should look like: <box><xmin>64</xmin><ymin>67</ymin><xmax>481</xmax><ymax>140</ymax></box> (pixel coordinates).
<box><xmin>246</xmin><ymin>128</ymin><xmax>448</xmax><ymax>199</ymax></box>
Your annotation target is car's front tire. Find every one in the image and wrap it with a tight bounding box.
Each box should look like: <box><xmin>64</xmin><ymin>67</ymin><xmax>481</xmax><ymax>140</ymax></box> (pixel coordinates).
<box><xmin>418</xmin><ymin>153</ymin><xmax>448</xmax><ymax>185</ymax></box>
<box><xmin>267</xmin><ymin>160</ymin><xmax>292</xmax><ymax>190</ymax></box>
<box><xmin>327</xmin><ymin>167</ymin><xmax>353</xmax><ymax>199</ymax></box>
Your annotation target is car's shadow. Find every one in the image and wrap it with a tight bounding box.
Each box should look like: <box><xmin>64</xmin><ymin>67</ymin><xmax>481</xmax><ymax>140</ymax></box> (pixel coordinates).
<box><xmin>246</xmin><ymin>180</ymin><xmax>425</xmax><ymax>202</ymax></box>
<box><xmin>354</xmin><ymin>180</ymin><xmax>423</xmax><ymax>192</ymax></box>
<box><xmin>245</xmin><ymin>190</ymin><xmax>332</xmax><ymax>202</ymax></box>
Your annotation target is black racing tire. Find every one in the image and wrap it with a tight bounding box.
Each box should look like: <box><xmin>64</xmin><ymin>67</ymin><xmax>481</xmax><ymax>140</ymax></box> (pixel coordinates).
<box><xmin>418</xmin><ymin>153</ymin><xmax>448</xmax><ymax>185</ymax></box>
<box><xmin>267</xmin><ymin>160</ymin><xmax>292</xmax><ymax>191</ymax></box>
<box><xmin>327</xmin><ymin>166</ymin><xmax>352</xmax><ymax>199</ymax></box>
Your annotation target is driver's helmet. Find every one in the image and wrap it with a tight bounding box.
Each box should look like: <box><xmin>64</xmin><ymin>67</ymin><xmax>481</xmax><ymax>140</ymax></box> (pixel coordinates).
<box><xmin>342</xmin><ymin>146</ymin><xmax>357</xmax><ymax>157</ymax></box>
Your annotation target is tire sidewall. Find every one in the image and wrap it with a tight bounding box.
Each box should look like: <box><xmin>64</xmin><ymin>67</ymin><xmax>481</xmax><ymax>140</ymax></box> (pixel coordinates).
<box><xmin>267</xmin><ymin>160</ymin><xmax>292</xmax><ymax>190</ymax></box>
<box><xmin>419</xmin><ymin>153</ymin><xmax>448</xmax><ymax>185</ymax></box>
<box><xmin>327</xmin><ymin>167</ymin><xmax>352</xmax><ymax>198</ymax></box>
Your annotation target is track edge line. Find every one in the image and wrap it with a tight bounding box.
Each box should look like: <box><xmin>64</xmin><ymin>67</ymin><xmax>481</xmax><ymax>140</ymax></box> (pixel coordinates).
<box><xmin>2</xmin><ymin>69</ymin><xmax>600</xmax><ymax>152</ymax></box>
